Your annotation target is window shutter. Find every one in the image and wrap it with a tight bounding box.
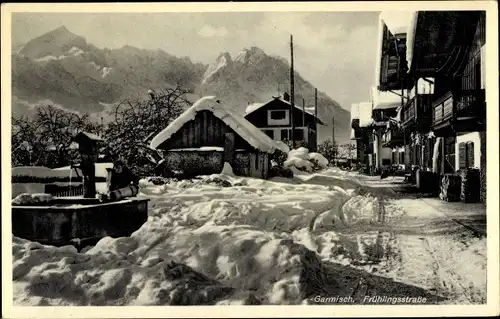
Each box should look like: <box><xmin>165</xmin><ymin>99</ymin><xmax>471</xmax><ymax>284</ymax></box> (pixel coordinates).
<box><xmin>467</xmin><ymin>142</ymin><xmax>475</xmax><ymax>168</ymax></box>
<box><xmin>458</xmin><ymin>142</ymin><xmax>467</xmax><ymax>169</ymax></box>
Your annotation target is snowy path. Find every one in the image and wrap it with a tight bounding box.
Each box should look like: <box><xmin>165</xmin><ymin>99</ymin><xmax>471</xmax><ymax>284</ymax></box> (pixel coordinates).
<box><xmin>11</xmin><ymin>168</ymin><xmax>487</xmax><ymax>305</ymax></box>
<box><xmin>354</xmin><ymin>197</ymin><xmax>487</xmax><ymax>304</ymax></box>
<box><xmin>296</xmin><ymin>169</ymin><xmax>487</xmax><ymax>304</ymax></box>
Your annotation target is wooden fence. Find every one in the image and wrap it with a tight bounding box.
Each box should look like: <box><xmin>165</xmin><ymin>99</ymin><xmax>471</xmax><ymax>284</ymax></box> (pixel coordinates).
<box><xmin>45</xmin><ymin>184</ymin><xmax>84</xmax><ymax>197</ymax></box>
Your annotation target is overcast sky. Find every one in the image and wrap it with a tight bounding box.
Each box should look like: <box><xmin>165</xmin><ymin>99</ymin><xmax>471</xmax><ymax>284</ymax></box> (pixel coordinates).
<box><xmin>12</xmin><ymin>12</ymin><xmax>383</xmax><ymax>110</ymax></box>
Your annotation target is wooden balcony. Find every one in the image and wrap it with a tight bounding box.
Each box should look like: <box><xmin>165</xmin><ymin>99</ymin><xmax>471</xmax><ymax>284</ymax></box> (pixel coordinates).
<box><xmin>372</xmin><ymin>108</ymin><xmax>398</xmax><ymax>123</ymax></box>
<box><xmin>401</xmin><ymin>94</ymin><xmax>433</xmax><ymax>131</ymax></box>
<box><xmin>382</xmin><ymin>126</ymin><xmax>404</xmax><ymax>148</ymax></box>
<box><xmin>432</xmin><ymin>89</ymin><xmax>486</xmax><ymax>136</ymax></box>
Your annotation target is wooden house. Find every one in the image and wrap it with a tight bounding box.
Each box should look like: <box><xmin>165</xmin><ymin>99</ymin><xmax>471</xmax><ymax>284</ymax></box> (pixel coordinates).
<box><xmin>406</xmin><ymin>11</ymin><xmax>486</xmax><ymax>201</ymax></box>
<box><xmin>371</xmin><ymin>87</ymin><xmax>406</xmax><ymax>171</ymax></box>
<box><xmin>149</xmin><ymin>96</ymin><xmax>288</xmax><ymax>179</ymax></box>
<box><xmin>244</xmin><ymin>93</ymin><xmax>324</xmax><ymax>151</ymax></box>
<box><xmin>351</xmin><ymin>102</ymin><xmax>375</xmax><ymax>173</ymax></box>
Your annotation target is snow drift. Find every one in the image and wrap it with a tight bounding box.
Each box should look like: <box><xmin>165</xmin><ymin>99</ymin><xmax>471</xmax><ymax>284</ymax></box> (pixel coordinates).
<box><xmin>284</xmin><ymin>147</ymin><xmax>329</xmax><ymax>173</ymax></box>
<box><xmin>13</xmin><ymin>172</ymin><xmax>390</xmax><ymax>306</ymax></box>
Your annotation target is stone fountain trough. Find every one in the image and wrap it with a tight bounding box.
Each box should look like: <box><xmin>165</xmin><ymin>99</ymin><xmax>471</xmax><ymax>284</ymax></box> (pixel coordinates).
<box><xmin>12</xmin><ymin>197</ymin><xmax>149</xmax><ymax>248</ymax></box>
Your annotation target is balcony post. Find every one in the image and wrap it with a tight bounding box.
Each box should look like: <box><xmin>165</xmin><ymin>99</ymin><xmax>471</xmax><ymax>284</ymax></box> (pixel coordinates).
<box><xmin>452</xmin><ymin>90</ymin><xmax>457</xmax><ymax>120</ymax></box>
<box><xmin>414</xmin><ymin>78</ymin><xmax>418</xmax><ymax>120</ymax></box>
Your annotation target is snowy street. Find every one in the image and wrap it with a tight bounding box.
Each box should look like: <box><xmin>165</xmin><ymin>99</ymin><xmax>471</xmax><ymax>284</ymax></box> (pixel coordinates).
<box><xmin>12</xmin><ymin>168</ymin><xmax>486</xmax><ymax>306</ymax></box>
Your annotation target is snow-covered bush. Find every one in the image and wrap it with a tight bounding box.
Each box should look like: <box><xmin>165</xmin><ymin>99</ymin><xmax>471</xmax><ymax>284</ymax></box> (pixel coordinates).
<box><xmin>283</xmin><ymin>147</ymin><xmax>328</xmax><ymax>173</ymax></box>
<box><xmin>308</xmin><ymin>152</ymin><xmax>329</xmax><ymax>170</ymax></box>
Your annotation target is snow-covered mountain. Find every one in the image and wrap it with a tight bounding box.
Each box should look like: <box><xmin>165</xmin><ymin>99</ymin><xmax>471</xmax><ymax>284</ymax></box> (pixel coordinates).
<box><xmin>12</xmin><ymin>26</ymin><xmax>206</xmax><ymax>117</ymax></box>
<box><xmin>197</xmin><ymin>47</ymin><xmax>351</xmax><ymax>144</ymax></box>
<box><xmin>12</xmin><ymin>27</ymin><xmax>350</xmax><ymax>143</ymax></box>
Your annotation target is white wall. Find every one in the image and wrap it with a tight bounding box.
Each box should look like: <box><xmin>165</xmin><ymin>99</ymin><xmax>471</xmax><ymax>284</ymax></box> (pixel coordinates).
<box><xmin>374</xmin><ymin>133</ymin><xmax>392</xmax><ymax>168</ymax></box>
<box><xmin>455</xmin><ymin>132</ymin><xmax>481</xmax><ymax>169</ymax></box>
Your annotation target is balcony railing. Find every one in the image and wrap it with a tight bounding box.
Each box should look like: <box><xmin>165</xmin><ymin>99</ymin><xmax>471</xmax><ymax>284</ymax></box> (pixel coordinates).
<box><xmin>382</xmin><ymin>126</ymin><xmax>404</xmax><ymax>147</ymax></box>
<box><xmin>402</xmin><ymin>94</ymin><xmax>433</xmax><ymax>131</ymax></box>
<box><xmin>432</xmin><ymin>89</ymin><xmax>486</xmax><ymax>127</ymax></box>
<box><xmin>402</xmin><ymin>97</ymin><xmax>416</xmax><ymax>124</ymax></box>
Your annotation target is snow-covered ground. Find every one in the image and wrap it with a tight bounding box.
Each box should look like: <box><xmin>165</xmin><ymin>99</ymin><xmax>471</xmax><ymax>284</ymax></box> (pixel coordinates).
<box><xmin>12</xmin><ymin>167</ymin><xmax>487</xmax><ymax>305</ymax></box>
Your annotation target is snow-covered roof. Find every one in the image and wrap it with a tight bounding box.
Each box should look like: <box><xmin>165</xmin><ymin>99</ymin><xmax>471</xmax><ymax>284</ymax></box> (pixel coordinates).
<box><xmin>245</xmin><ymin>102</ymin><xmax>265</xmax><ymax>114</ymax></box>
<box><xmin>371</xmin><ymin>87</ymin><xmax>405</xmax><ymax>110</ymax></box>
<box><xmin>379</xmin><ymin>11</ymin><xmax>415</xmax><ymax>35</ymax></box>
<box><xmin>406</xmin><ymin>12</ymin><xmax>420</xmax><ymax>73</ymax></box>
<box><xmin>74</xmin><ymin>131</ymin><xmax>103</xmax><ymax>142</ymax></box>
<box><xmin>350</xmin><ymin>103</ymin><xmax>360</xmax><ymax>120</ymax></box>
<box><xmin>149</xmin><ymin>96</ymin><xmax>289</xmax><ymax>154</ymax></box>
<box><xmin>245</xmin><ymin>97</ymin><xmax>324</xmax><ymax>125</ymax></box>
<box><xmin>375</xmin><ymin>11</ymin><xmax>415</xmax><ymax>89</ymax></box>
<box><xmin>358</xmin><ymin>102</ymin><xmax>374</xmax><ymax>128</ymax></box>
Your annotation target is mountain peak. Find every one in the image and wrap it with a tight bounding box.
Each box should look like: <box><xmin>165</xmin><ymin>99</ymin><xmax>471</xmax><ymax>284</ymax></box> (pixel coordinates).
<box><xmin>234</xmin><ymin>46</ymin><xmax>267</xmax><ymax>65</ymax></box>
<box><xmin>41</xmin><ymin>25</ymin><xmax>81</xmax><ymax>42</ymax></box>
<box><xmin>247</xmin><ymin>46</ymin><xmax>266</xmax><ymax>55</ymax></box>
<box><xmin>52</xmin><ymin>25</ymin><xmax>71</xmax><ymax>34</ymax></box>
<box><xmin>202</xmin><ymin>52</ymin><xmax>233</xmax><ymax>84</ymax></box>
<box><xmin>19</xmin><ymin>25</ymin><xmax>87</xmax><ymax>59</ymax></box>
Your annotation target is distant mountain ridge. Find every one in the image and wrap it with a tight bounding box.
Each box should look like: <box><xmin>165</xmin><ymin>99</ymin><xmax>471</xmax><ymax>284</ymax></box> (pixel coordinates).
<box><xmin>12</xmin><ymin>26</ymin><xmax>350</xmax><ymax>144</ymax></box>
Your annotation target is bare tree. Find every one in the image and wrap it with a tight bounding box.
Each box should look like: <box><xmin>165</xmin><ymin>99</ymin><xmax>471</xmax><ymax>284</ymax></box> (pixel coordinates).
<box><xmin>11</xmin><ymin>105</ymin><xmax>101</xmax><ymax>168</ymax></box>
<box><xmin>317</xmin><ymin>139</ymin><xmax>338</xmax><ymax>165</ymax></box>
<box><xmin>103</xmin><ymin>86</ymin><xmax>192</xmax><ymax>176</ymax></box>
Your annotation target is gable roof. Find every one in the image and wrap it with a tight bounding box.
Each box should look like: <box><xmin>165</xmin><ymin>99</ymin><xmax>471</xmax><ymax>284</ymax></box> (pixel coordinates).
<box><xmin>149</xmin><ymin>96</ymin><xmax>289</xmax><ymax>154</ymax></box>
<box><xmin>371</xmin><ymin>87</ymin><xmax>406</xmax><ymax>110</ymax></box>
<box><xmin>245</xmin><ymin>97</ymin><xmax>325</xmax><ymax>125</ymax></box>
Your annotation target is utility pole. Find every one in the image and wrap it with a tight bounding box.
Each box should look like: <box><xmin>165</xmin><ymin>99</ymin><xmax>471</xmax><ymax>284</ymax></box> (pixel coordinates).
<box><xmin>302</xmin><ymin>98</ymin><xmax>306</xmax><ymax>145</ymax></box>
<box><xmin>314</xmin><ymin>88</ymin><xmax>318</xmax><ymax>151</ymax></box>
<box><xmin>290</xmin><ymin>34</ymin><xmax>296</xmax><ymax>147</ymax></box>
<box><xmin>100</xmin><ymin>117</ymin><xmax>104</xmax><ymax>138</ymax></box>
<box><xmin>332</xmin><ymin>116</ymin><xmax>336</xmax><ymax>158</ymax></box>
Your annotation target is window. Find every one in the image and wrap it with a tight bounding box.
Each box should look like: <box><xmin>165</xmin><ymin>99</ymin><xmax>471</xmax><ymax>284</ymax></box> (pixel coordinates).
<box><xmin>459</xmin><ymin>142</ymin><xmax>475</xmax><ymax>169</ymax></box>
<box><xmin>467</xmin><ymin>142</ymin><xmax>475</xmax><ymax>167</ymax></box>
<box><xmin>270</xmin><ymin>110</ymin><xmax>286</xmax><ymax>120</ymax></box>
<box><xmin>444</xmin><ymin>137</ymin><xmax>456</xmax><ymax>172</ymax></box>
<box><xmin>280</xmin><ymin>129</ymin><xmax>289</xmax><ymax>141</ymax></box>
<box><xmin>294</xmin><ymin>129</ymin><xmax>304</xmax><ymax>141</ymax></box>
<box><xmin>267</xmin><ymin>109</ymin><xmax>289</xmax><ymax>125</ymax></box>
<box><xmin>263</xmin><ymin>130</ymin><xmax>274</xmax><ymax>139</ymax></box>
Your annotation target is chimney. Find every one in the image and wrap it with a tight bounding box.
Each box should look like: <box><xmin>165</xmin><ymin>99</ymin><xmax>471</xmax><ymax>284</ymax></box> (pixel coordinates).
<box><xmin>283</xmin><ymin>92</ymin><xmax>290</xmax><ymax>102</ymax></box>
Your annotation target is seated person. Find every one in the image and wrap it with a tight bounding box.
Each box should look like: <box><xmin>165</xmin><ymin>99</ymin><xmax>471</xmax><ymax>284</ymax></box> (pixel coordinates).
<box><xmin>100</xmin><ymin>160</ymin><xmax>139</xmax><ymax>201</ymax></box>
<box><xmin>108</xmin><ymin>160</ymin><xmax>139</xmax><ymax>191</ymax></box>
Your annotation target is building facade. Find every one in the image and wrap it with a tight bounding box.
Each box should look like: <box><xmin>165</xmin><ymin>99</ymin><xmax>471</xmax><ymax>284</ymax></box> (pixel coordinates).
<box><xmin>371</xmin><ymin>11</ymin><xmax>486</xmax><ymax>201</ymax></box>
<box><xmin>244</xmin><ymin>93</ymin><xmax>324</xmax><ymax>150</ymax></box>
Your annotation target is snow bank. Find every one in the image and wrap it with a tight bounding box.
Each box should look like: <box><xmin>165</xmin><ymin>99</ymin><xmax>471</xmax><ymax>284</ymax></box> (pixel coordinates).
<box><xmin>311</xmin><ymin>195</ymin><xmax>380</xmax><ymax>232</ymax></box>
<box><xmin>341</xmin><ymin>195</ymin><xmax>381</xmax><ymax>225</ymax></box>
<box><xmin>14</xmin><ymin>173</ymin><xmax>369</xmax><ymax>305</ymax></box>
<box><xmin>12</xmin><ymin>193</ymin><xmax>53</xmax><ymax>206</ymax></box>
